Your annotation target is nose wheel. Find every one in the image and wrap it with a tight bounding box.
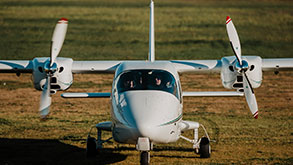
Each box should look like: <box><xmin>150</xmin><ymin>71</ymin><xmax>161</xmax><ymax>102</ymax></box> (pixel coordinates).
<box><xmin>140</xmin><ymin>151</ymin><xmax>150</xmax><ymax>165</ymax></box>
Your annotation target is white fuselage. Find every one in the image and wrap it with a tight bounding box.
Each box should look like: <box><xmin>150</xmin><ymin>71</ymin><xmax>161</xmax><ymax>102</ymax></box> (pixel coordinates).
<box><xmin>110</xmin><ymin>61</ymin><xmax>183</xmax><ymax>144</ymax></box>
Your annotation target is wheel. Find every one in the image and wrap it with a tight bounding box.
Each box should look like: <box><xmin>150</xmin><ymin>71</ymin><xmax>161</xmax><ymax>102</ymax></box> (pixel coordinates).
<box><xmin>140</xmin><ymin>151</ymin><xmax>150</xmax><ymax>165</ymax></box>
<box><xmin>199</xmin><ymin>137</ymin><xmax>211</xmax><ymax>158</ymax></box>
<box><xmin>86</xmin><ymin>136</ymin><xmax>97</xmax><ymax>157</ymax></box>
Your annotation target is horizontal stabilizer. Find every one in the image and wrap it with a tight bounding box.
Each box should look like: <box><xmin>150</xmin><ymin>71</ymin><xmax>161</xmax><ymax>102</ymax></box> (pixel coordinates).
<box><xmin>61</xmin><ymin>92</ymin><xmax>110</xmax><ymax>98</ymax></box>
<box><xmin>183</xmin><ymin>91</ymin><xmax>244</xmax><ymax>97</ymax></box>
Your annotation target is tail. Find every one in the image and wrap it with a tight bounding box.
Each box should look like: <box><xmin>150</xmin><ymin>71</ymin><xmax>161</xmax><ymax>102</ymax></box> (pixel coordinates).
<box><xmin>148</xmin><ymin>0</ymin><xmax>155</xmax><ymax>62</ymax></box>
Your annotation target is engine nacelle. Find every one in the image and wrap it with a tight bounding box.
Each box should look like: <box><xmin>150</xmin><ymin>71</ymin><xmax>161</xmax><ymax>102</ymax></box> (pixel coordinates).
<box><xmin>32</xmin><ymin>57</ymin><xmax>73</xmax><ymax>91</ymax></box>
<box><xmin>221</xmin><ymin>56</ymin><xmax>262</xmax><ymax>90</ymax></box>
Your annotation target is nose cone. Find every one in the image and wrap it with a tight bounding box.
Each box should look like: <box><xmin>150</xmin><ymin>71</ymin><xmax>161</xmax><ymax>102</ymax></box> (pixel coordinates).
<box><xmin>120</xmin><ymin>91</ymin><xmax>181</xmax><ymax>143</ymax></box>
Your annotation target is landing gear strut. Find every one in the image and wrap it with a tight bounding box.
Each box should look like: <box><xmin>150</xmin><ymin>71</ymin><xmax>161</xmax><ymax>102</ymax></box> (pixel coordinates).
<box><xmin>86</xmin><ymin>124</ymin><xmax>113</xmax><ymax>157</ymax></box>
<box><xmin>179</xmin><ymin>122</ymin><xmax>212</xmax><ymax>158</ymax></box>
<box><xmin>136</xmin><ymin>137</ymin><xmax>152</xmax><ymax>165</ymax></box>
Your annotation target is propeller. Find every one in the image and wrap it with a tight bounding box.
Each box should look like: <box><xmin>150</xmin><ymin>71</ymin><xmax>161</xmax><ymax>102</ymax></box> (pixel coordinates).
<box><xmin>40</xmin><ymin>74</ymin><xmax>52</xmax><ymax>118</ymax></box>
<box><xmin>50</xmin><ymin>18</ymin><xmax>68</xmax><ymax>66</ymax></box>
<box><xmin>226</xmin><ymin>16</ymin><xmax>258</xmax><ymax>119</ymax></box>
<box><xmin>39</xmin><ymin>18</ymin><xmax>68</xmax><ymax>118</ymax></box>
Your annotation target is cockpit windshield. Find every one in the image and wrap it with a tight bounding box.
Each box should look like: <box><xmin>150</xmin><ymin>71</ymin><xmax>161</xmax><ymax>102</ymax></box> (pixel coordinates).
<box><xmin>116</xmin><ymin>70</ymin><xmax>178</xmax><ymax>98</ymax></box>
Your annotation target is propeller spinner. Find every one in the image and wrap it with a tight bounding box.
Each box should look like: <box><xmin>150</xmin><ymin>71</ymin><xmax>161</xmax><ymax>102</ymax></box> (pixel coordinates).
<box><xmin>39</xmin><ymin>18</ymin><xmax>68</xmax><ymax>118</ymax></box>
<box><xmin>226</xmin><ymin>16</ymin><xmax>258</xmax><ymax>119</ymax></box>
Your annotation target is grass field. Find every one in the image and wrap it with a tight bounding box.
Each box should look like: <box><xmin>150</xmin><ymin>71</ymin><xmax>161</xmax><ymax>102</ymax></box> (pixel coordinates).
<box><xmin>0</xmin><ymin>0</ymin><xmax>293</xmax><ymax>164</ymax></box>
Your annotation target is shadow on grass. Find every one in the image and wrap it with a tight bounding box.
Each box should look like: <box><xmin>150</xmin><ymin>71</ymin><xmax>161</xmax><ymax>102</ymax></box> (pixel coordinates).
<box><xmin>116</xmin><ymin>146</ymin><xmax>201</xmax><ymax>159</ymax></box>
<box><xmin>0</xmin><ymin>138</ymin><xmax>127</xmax><ymax>165</ymax></box>
<box><xmin>152</xmin><ymin>154</ymin><xmax>200</xmax><ymax>159</ymax></box>
<box><xmin>152</xmin><ymin>146</ymin><xmax>200</xmax><ymax>159</ymax></box>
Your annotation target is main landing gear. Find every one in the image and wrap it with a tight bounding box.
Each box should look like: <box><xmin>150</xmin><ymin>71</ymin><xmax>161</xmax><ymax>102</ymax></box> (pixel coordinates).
<box><xmin>86</xmin><ymin>122</ymin><xmax>113</xmax><ymax>157</ymax></box>
<box><xmin>199</xmin><ymin>137</ymin><xmax>211</xmax><ymax>158</ymax></box>
<box><xmin>86</xmin><ymin>136</ymin><xmax>97</xmax><ymax>157</ymax></box>
<box><xmin>179</xmin><ymin>121</ymin><xmax>211</xmax><ymax>158</ymax></box>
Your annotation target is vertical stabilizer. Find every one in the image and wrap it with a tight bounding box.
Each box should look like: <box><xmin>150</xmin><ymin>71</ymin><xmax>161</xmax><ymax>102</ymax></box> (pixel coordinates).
<box><xmin>148</xmin><ymin>0</ymin><xmax>155</xmax><ymax>62</ymax></box>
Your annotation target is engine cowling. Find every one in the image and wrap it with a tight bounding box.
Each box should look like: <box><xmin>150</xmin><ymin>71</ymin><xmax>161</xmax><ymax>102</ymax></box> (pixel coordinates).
<box><xmin>32</xmin><ymin>57</ymin><xmax>73</xmax><ymax>92</ymax></box>
<box><xmin>221</xmin><ymin>56</ymin><xmax>262</xmax><ymax>90</ymax></box>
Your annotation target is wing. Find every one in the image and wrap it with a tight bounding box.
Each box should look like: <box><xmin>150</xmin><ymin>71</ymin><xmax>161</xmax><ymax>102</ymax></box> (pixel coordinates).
<box><xmin>2</xmin><ymin>58</ymin><xmax>292</xmax><ymax>74</ymax></box>
<box><xmin>169</xmin><ymin>58</ymin><xmax>293</xmax><ymax>74</ymax></box>
<box><xmin>183</xmin><ymin>91</ymin><xmax>243</xmax><ymax>97</ymax></box>
<box><xmin>0</xmin><ymin>60</ymin><xmax>33</xmax><ymax>73</ymax></box>
<box><xmin>262</xmin><ymin>58</ymin><xmax>293</xmax><ymax>71</ymax></box>
<box><xmin>71</xmin><ymin>61</ymin><xmax>122</xmax><ymax>73</ymax></box>
<box><xmin>170</xmin><ymin>60</ymin><xmax>222</xmax><ymax>73</ymax></box>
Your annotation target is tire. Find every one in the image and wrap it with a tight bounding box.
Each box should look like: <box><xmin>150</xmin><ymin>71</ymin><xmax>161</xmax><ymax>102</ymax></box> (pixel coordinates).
<box><xmin>199</xmin><ymin>137</ymin><xmax>211</xmax><ymax>158</ymax></box>
<box><xmin>140</xmin><ymin>151</ymin><xmax>150</xmax><ymax>165</ymax></box>
<box><xmin>86</xmin><ymin>137</ymin><xmax>97</xmax><ymax>157</ymax></box>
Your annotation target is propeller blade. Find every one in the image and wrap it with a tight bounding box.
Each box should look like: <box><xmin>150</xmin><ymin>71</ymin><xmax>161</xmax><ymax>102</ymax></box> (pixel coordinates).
<box><xmin>226</xmin><ymin>16</ymin><xmax>242</xmax><ymax>65</ymax></box>
<box><xmin>39</xmin><ymin>75</ymin><xmax>52</xmax><ymax>118</ymax></box>
<box><xmin>50</xmin><ymin>18</ymin><xmax>68</xmax><ymax>66</ymax></box>
<box><xmin>243</xmin><ymin>72</ymin><xmax>258</xmax><ymax>119</ymax></box>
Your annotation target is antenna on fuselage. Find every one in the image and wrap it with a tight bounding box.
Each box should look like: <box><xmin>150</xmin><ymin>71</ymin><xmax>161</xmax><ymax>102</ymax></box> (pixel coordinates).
<box><xmin>148</xmin><ymin>0</ymin><xmax>155</xmax><ymax>62</ymax></box>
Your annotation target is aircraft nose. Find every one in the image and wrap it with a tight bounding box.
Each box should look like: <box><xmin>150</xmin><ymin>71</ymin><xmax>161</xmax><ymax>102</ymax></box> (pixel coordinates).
<box><xmin>136</xmin><ymin>123</ymin><xmax>159</xmax><ymax>139</ymax></box>
<box><xmin>120</xmin><ymin>91</ymin><xmax>181</xmax><ymax>143</ymax></box>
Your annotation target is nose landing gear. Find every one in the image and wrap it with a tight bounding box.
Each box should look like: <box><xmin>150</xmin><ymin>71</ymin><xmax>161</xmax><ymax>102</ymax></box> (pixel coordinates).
<box><xmin>140</xmin><ymin>151</ymin><xmax>150</xmax><ymax>165</ymax></box>
<box><xmin>136</xmin><ymin>137</ymin><xmax>152</xmax><ymax>165</ymax></box>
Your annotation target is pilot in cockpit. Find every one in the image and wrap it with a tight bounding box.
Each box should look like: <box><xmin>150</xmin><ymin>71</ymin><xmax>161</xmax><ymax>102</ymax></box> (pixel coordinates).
<box><xmin>124</xmin><ymin>79</ymin><xmax>135</xmax><ymax>89</ymax></box>
<box><xmin>155</xmin><ymin>77</ymin><xmax>161</xmax><ymax>86</ymax></box>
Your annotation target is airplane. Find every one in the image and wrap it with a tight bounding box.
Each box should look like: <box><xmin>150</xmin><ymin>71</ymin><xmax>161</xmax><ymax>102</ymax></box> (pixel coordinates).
<box><xmin>1</xmin><ymin>0</ymin><xmax>293</xmax><ymax>164</ymax></box>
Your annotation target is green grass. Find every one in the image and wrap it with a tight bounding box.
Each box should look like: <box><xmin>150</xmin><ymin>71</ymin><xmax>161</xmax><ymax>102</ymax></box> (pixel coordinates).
<box><xmin>0</xmin><ymin>0</ymin><xmax>292</xmax><ymax>61</ymax></box>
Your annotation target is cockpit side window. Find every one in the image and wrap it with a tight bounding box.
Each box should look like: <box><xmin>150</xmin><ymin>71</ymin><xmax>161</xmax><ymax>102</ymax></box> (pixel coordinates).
<box><xmin>116</xmin><ymin>70</ymin><xmax>179</xmax><ymax>99</ymax></box>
